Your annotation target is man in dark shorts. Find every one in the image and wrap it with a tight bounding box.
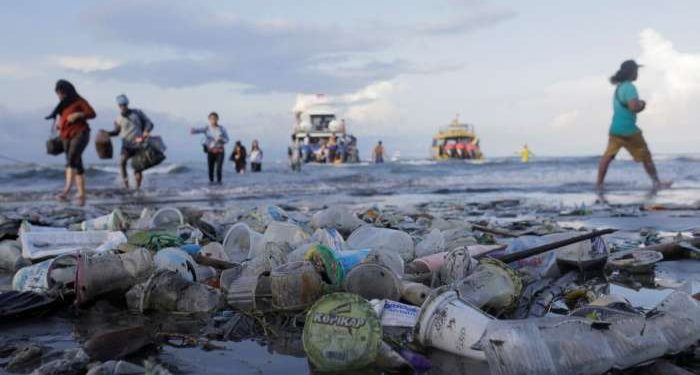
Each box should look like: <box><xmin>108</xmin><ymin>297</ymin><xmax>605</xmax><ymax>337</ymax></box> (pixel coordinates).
<box><xmin>107</xmin><ymin>94</ymin><xmax>154</xmax><ymax>190</ymax></box>
<box><xmin>596</xmin><ymin>60</ymin><xmax>671</xmax><ymax>195</ymax></box>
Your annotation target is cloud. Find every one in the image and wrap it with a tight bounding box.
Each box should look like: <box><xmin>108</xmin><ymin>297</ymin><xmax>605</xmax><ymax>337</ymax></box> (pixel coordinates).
<box><xmin>55</xmin><ymin>56</ymin><xmax>120</xmax><ymax>73</ymax></box>
<box><xmin>637</xmin><ymin>28</ymin><xmax>700</xmax><ymax>129</ymax></box>
<box><xmin>549</xmin><ymin>110</ymin><xmax>580</xmax><ymax>129</ymax></box>
<box><xmin>76</xmin><ymin>0</ymin><xmax>514</xmax><ymax>93</ymax></box>
<box><xmin>0</xmin><ymin>64</ymin><xmax>39</xmax><ymax>80</ymax></box>
<box><xmin>416</xmin><ymin>9</ymin><xmax>516</xmax><ymax>36</ymax></box>
<box><xmin>79</xmin><ymin>0</ymin><xmax>395</xmax><ymax>93</ymax></box>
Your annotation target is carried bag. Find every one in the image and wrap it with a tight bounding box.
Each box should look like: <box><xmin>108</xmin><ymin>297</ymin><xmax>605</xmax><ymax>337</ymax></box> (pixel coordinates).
<box><xmin>46</xmin><ymin>124</ymin><xmax>63</xmax><ymax>156</ymax></box>
<box><xmin>95</xmin><ymin>130</ymin><xmax>113</xmax><ymax>159</ymax></box>
<box><xmin>131</xmin><ymin>137</ymin><xmax>166</xmax><ymax>172</ymax></box>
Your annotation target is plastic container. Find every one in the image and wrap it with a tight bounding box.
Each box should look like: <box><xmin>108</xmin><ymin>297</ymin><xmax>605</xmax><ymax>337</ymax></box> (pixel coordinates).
<box><xmin>20</xmin><ymin>230</ymin><xmax>127</xmax><ymax>260</ymax></box>
<box><xmin>226</xmin><ymin>273</ymin><xmax>269</xmax><ymax>311</ymax></box>
<box><xmin>414</xmin><ymin>290</ymin><xmax>492</xmax><ymax>360</ymax></box>
<box><xmin>347</xmin><ymin>226</ymin><xmax>415</xmax><ymax>262</ymax></box>
<box><xmin>310</xmin><ymin>206</ymin><xmax>364</xmax><ymax>235</ymax></box>
<box><xmin>303</xmin><ymin>293</ymin><xmax>382</xmax><ymax>371</ymax></box>
<box><xmin>127</xmin><ymin>270</ymin><xmax>221</xmax><ymax>313</ymax></box>
<box><xmin>263</xmin><ymin>221</ymin><xmax>309</xmax><ymax>250</ymax></box>
<box><xmin>150</xmin><ymin>207</ymin><xmax>184</xmax><ymax>229</ymax></box>
<box><xmin>415</xmin><ymin>229</ymin><xmax>446</xmax><ymax>258</ymax></box>
<box><xmin>365</xmin><ymin>249</ymin><xmax>404</xmax><ymax>277</ymax></box>
<box><xmin>270</xmin><ymin>261</ymin><xmax>324</xmax><ymax>311</ymax></box>
<box><xmin>12</xmin><ymin>254</ymin><xmax>77</xmax><ymax>292</ymax></box>
<box><xmin>242</xmin><ymin>242</ymin><xmax>287</xmax><ymax>277</ymax></box>
<box><xmin>304</xmin><ymin>245</ymin><xmax>345</xmax><ymax>290</ymax></box>
<box><xmin>80</xmin><ymin>209</ymin><xmax>126</xmax><ymax>231</ymax></box>
<box><xmin>412</xmin><ymin>251</ymin><xmax>448</xmax><ymax>273</ymax></box>
<box><xmin>454</xmin><ymin>258</ymin><xmax>523</xmax><ymax>313</ymax></box>
<box><xmin>336</xmin><ymin>249</ymin><xmax>371</xmax><ymax>273</ymax></box>
<box><xmin>608</xmin><ymin>250</ymin><xmax>663</xmax><ymax>274</ymax></box>
<box><xmin>311</xmin><ymin>228</ymin><xmax>345</xmax><ymax>252</ymax></box>
<box><xmin>153</xmin><ymin>248</ymin><xmax>197</xmax><ymax>282</ymax></box>
<box><xmin>75</xmin><ymin>249</ymin><xmax>153</xmax><ymax>306</ymax></box>
<box><xmin>400</xmin><ymin>281</ymin><xmax>432</xmax><ymax>306</ymax></box>
<box><xmin>223</xmin><ymin>223</ymin><xmax>264</xmax><ymax>262</ymax></box>
<box><xmin>199</xmin><ymin>242</ymin><xmax>229</xmax><ymax>262</ymax></box>
<box><xmin>0</xmin><ymin>240</ymin><xmax>28</xmax><ymax>272</ymax></box>
<box><xmin>439</xmin><ymin>246</ymin><xmax>477</xmax><ymax>284</ymax></box>
<box><xmin>343</xmin><ymin>263</ymin><xmax>401</xmax><ymax>301</ymax></box>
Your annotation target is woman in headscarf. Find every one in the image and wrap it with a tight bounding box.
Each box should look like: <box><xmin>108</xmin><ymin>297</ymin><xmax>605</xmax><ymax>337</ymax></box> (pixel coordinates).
<box><xmin>46</xmin><ymin>80</ymin><xmax>96</xmax><ymax>205</ymax></box>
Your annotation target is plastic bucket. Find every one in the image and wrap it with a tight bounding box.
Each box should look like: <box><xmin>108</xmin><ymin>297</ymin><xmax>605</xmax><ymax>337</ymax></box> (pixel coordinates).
<box><xmin>75</xmin><ymin>251</ymin><xmax>133</xmax><ymax>306</ymax></box>
<box><xmin>222</xmin><ymin>223</ymin><xmax>264</xmax><ymax>262</ymax></box>
<box><xmin>343</xmin><ymin>263</ymin><xmax>401</xmax><ymax>301</ymax></box>
<box><xmin>153</xmin><ymin>248</ymin><xmax>197</xmax><ymax>282</ymax></box>
<box><xmin>12</xmin><ymin>254</ymin><xmax>77</xmax><ymax>292</ymax></box>
<box><xmin>312</xmin><ymin>228</ymin><xmax>345</xmax><ymax>252</ymax></box>
<box><xmin>415</xmin><ymin>289</ymin><xmax>492</xmax><ymax>360</ymax></box>
<box><xmin>303</xmin><ymin>293</ymin><xmax>382</xmax><ymax>371</ymax></box>
<box><xmin>75</xmin><ymin>248</ymin><xmax>153</xmax><ymax>306</ymax></box>
<box><xmin>454</xmin><ymin>258</ymin><xmax>523</xmax><ymax>314</ymax></box>
<box><xmin>270</xmin><ymin>261</ymin><xmax>324</xmax><ymax>311</ymax></box>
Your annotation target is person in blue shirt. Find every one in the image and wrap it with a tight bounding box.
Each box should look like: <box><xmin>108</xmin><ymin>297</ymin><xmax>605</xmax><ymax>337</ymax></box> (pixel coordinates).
<box><xmin>596</xmin><ymin>60</ymin><xmax>671</xmax><ymax>195</ymax></box>
<box><xmin>190</xmin><ymin>112</ymin><xmax>229</xmax><ymax>184</ymax></box>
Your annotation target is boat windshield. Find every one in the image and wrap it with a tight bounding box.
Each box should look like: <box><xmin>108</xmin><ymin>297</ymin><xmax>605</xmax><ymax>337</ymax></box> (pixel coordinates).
<box><xmin>310</xmin><ymin>114</ymin><xmax>336</xmax><ymax>131</ymax></box>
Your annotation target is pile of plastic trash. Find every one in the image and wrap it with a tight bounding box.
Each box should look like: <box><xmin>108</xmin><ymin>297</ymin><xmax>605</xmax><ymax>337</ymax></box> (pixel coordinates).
<box><xmin>0</xmin><ymin>203</ymin><xmax>698</xmax><ymax>375</ymax></box>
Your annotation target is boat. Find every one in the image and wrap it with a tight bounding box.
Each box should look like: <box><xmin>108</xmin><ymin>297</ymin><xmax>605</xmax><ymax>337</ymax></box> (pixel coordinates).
<box><xmin>431</xmin><ymin>116</ymin><xmax>483</xmax><ymax>161</ymax></box>
<box><xmin>291</xmin><ymin>94</ymin><xmax>360</xmax><ymax>164</ymax></box>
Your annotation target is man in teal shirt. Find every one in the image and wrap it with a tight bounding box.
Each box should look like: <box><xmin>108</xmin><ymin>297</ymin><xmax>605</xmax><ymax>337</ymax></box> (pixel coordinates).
<box><xmin>596</xmin><ymin>60</ymin><xmax>671</xmax><ymax>195</ymax></box>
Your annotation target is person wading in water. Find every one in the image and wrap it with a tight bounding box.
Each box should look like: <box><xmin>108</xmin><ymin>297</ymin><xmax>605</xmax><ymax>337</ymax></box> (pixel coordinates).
<box><xmin>191</xmin><ymin>112</ymin><xmax>229</xmax><ymax>184</ymax></box>
<box><xmin>596</xmin><ymin>60</ymin><xmax>671</xmax><ymax>197</ymax></box>
<box><xmin>46</xmin><ymin>80</ymin><xmax>96</xmax><ymax>205</ymax></box>
<box><xmin>107</xmin><ymin>94</ymin><xmax>154</xmax><ymax>190</ymax></box>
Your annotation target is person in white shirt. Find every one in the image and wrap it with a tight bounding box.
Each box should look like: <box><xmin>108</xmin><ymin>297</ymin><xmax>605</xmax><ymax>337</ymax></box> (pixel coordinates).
<box><xmin>250</xmin><ymin>140</ymin><xmax>263</xmax><ymax>172</ymax></box>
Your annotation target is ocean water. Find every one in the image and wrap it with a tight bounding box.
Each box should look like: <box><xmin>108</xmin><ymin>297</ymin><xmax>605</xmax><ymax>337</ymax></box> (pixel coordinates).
<box><xmin>1</xmin><ymin>154</ymin><xmax>699</xmax><ymax>209</ymax></box>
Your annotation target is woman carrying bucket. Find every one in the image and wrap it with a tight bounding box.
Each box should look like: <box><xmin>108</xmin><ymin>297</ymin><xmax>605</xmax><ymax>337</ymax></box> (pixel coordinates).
<box><xmin>190</xmin><ymin>112</ymin><xmax>229</xmax><ymax>184</ymax></box>
<box><xmin>45</xmin><ymin>80</ymin><xmax>97</xmax><ymax>206</ymax></box>
<box><xmin>250</xmin><ymin>140</ymin><xmax>263</xmax><ymax>172</ymax></box>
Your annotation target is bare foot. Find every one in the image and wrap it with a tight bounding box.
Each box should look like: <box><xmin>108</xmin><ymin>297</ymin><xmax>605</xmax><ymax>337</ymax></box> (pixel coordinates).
<box><xmin>76</xmin><ymin>194</ymin><xmax>86</xmax><ymax>206</ymax></box>
<box><xmin>55</xmin><ymin>191</ymin><xmax>69</xmax><ymax>201</ymax></box>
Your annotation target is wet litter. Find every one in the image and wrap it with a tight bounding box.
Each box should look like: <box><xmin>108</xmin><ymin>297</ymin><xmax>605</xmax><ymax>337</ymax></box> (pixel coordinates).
<box><xmin>0</xmin><ymin>200</ymin><xmax>697</xmax><ymax>375</ymax></box>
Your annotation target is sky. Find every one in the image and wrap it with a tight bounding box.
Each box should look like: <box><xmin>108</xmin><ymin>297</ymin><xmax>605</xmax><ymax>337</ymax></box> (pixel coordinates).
<box><xmin>1</xmin><ymin>0</ymin><xmax>700</xmax><ymax>163</ymax></box>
